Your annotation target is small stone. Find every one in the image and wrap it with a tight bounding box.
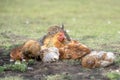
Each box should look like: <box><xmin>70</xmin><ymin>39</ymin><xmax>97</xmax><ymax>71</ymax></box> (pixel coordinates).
<box><xmin>27</xmin><ymin>67</ymin><xmax>33</xmax><ymax>70</ymax></box>
<box><xmin>10</xmin><ymin>59</ymin><xmax>14</xmax><ymax>62</ymax></box>
<box><xmin>116</xmin><ymin>70</ymin><xmax>119</xmax><ymax>73</ymax></box>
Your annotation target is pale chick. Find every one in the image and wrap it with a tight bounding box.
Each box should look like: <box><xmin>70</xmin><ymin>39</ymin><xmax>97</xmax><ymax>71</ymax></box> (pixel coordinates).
<box><xmin>81</xmin><ymin>51</ymin><xmax>116</xmax><ymax>68</ymax></box>
<box><xmin>98</xmin><ymin>51</ymin><xmax>115</xmax><ymax>67</ymax></box>
<box><xmin>40</xmin><ymin>47</ymin><xmax>60</xmax><ymax>62</ymax></box>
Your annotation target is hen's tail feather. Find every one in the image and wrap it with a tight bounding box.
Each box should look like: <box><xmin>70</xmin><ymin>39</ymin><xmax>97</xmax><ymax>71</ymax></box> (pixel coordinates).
<box><xmin>39</xmin><ymin>34</ymin><xmax>47</xmax><ymax>46</ymax></box>
<box><xmin>64</xmin><ymin>30</ymin><xmax>71</xmax><ymax>41</ymax></box>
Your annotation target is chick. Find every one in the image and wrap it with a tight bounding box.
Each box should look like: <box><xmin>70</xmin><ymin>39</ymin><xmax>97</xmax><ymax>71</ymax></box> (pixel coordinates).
<box><xmin>81</xmin><ymin>51</ymin><xmax>115</xmax><ymax>68</ymax></box>
<box><xmin>40</xmin><ymin>47</ymin><xmax>60</xmax><ymax>62</ymax></box>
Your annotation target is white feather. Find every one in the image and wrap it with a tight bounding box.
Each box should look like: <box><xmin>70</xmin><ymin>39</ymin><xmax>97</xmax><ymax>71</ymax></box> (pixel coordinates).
<box><xmin>87</xmin><ymin>51</ymin><xmax>116</xmax><ymax>67</ymax></box>
<box><xmin>42</xmin><ymin>47</ymin><xmax>60</xmax><ymax>62</ymax></box>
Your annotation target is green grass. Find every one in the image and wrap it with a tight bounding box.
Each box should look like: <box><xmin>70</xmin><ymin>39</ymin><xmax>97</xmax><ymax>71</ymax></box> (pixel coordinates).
<box><xmin>0</xmin><ymin>76</ymin><xmax>24</xmax><ymax>80</ymax></box>
<box><xmin>106</xmin><ymin>72</ymin><xmax>120</xmax><ymax>80</ymax></box>
<box><xmin>0</xmin><ymin>60</ymin><xmax>28</xmax><ymax>72</ymax></box>
<box><xmin>0</xmin><ymin>0</ymin><xmax>120</xmax><ymax>52</ymax></box>
<box><xmin>0</xmin><ymin>0</ymin><xmax>120</xmax><ymax>79</ymax></box>
<box><xmin>45</xmin><ymin>73</ymin><xmax>72</xmax><ymax>80</ymax></box>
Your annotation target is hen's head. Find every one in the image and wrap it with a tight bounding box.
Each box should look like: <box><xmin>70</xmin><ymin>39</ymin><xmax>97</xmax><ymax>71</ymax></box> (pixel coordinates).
<box><xmin>56</xmin><ymin>32</ymin><xmax>66</xmax><ymax>42</ymax></box>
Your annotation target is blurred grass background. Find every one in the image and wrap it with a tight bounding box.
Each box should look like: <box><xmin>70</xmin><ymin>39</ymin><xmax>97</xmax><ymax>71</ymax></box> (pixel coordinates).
<box><xmin>0</xmin><ymin>0</ymin><xmax>120</xmax><ymax>52</ymax></box>
<box><xmin>0</xmin><ymin>0</ymin><xmax>120</xmax><ymax>80</ymax></box>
